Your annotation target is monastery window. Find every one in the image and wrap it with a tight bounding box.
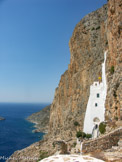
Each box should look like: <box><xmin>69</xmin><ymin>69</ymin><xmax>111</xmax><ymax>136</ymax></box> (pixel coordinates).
<box><xmin>95</xmin><ymin>103</ymin><xmax>98</xmax><ymax>107</ymax></box>
<box><xmin>97</xmin><ymin>93</ymin><xmax>100</xmax><ymax>98</ymax></box>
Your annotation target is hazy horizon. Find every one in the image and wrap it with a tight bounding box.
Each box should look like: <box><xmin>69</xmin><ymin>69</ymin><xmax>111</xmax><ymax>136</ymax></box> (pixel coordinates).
<box><xmin>0</xmin><ymin>101</ymin><xmax>51</xmax><ymax>104</ymax></box>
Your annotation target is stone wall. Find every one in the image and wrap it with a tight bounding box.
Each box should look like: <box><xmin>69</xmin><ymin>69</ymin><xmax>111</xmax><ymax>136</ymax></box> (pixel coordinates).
<box><xmin>82</xmin><ymin>127</ymin><xmax>122</xmax><ymax>153</ymax></box>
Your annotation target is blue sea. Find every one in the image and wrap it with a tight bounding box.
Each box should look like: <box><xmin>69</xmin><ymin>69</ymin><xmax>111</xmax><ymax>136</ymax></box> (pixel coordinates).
<box><xmin>0</xmin><ymin>103</ymin><xmax>49</xmax><ymax>162</ymax></box>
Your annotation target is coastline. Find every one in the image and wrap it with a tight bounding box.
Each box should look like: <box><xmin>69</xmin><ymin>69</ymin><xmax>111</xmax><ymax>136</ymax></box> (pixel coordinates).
<box><xmin>0</xmin><ymin>103</ymin><xmax>47</xmax><ymax>162</ymax></box>
<box><xmin>0</xmin><ymin>116</ymin><xmax>5</xmax><ymax>121</ymax></box>
<box><xmin>26</xmin><ymin>104</ymin><xmax>51</xmax><ymax>134</ymax></box>
<box><xmin>27</xmin><ymin>119</ymin><xmax>48</xmax><ymax>134</ymax></box>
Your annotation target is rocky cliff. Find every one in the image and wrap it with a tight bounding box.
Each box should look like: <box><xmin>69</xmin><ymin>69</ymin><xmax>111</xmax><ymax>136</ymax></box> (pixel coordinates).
<box><xmin>49</xmin><ymin>0</ymin><xmax>122</xmax><ymax>139</ymax></box>
<box><xmin>105</xmin><ymin>0</ymin><xmax>122</xmax><ymax>125</ymax></box>
<box><xmin>49</xmin><ymin>4</ymin><xmax>108</xmax><ymax>140</ymax></box>
<box><xmin>27</xmin><ymin>105</ymin><xmax>51</xmax><ymax>133</ymax></box>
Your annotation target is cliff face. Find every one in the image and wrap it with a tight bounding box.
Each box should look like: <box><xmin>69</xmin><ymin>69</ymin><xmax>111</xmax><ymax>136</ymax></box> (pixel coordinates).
<box><xmin>49</xmin><ymin>0</ymin><xmax>122</xmax><ymax>139</ymax></box>
<box><xmin>105</xmin><ymin>0</ymin><xmax>122</xmax><ymax>123</ymax></box>
<box><xmin>49</xmin><ymin>5</ymin><xmax>108</xmax><ymax>139</ymax></box>
<box><xmin>27</xmin><ymin>105</ymin><xmax>51</xmax><ymax>133</ymax></box>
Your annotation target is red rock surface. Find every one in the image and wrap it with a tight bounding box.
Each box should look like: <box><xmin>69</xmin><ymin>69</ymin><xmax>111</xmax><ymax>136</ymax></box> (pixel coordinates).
<box><xmin>105</xmin><ymin>0</ymin><xmax>122</xmax><ymax>124</ymax></box>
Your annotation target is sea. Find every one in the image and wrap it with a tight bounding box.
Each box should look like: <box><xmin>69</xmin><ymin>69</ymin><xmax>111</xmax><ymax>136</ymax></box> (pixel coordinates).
<box><xmin>0</xmin><ymin>103</ymin><xmax>49</xmax><ymax>162</ymax></box>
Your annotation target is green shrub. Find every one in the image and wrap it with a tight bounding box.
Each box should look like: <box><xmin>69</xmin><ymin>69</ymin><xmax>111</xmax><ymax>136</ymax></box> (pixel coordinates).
<box><xmin>37</xmin><ymin>151</ymin><xmax>48</xmax><ymax>161</ymax></box>
<box><xmin>113</xmin><ymin>90</ymin><xmax>117</xmax><ymax>98</ymax></box>
<box><xmin>52</xmin><ymin>143</ymin><xmax>55</xmax><ymax>148</ymax></box>
<box><xmin>74</xmin><ymin>121</ymin><xmax>80</xmax><ymax>126</ymax></box>
<box><xmin>91</xmin><ymin>27</ymin><xmax>95</xmax><ymax>31</ymax></box>
<box><xmin>72</xmin><ymin>142</ymin><xmax>77</xmax><ymax>147</ymax></box>
<box><xmin>115</xmin><ymin>116</ymin><xmax>118</xmax><ymax>121</ymax></box>
<box><xmin>106</xmin><ymin>41</ymin><xmax>108</xmax><ymax>45</ymax></box>
<box><xmin>99</xmin><ymin>122</ymin><xmax>106</xmax><ymax>134</ymax></box>
<box><xmin>86</xmin><ymin>134</ymin><xmax>92</xmax><ymax>139</ymax></box>
<box><xmin>76</xmin><ymin>131</ymin><xmax>86</xmax><ymax>138</ymax></box>
<box><xmin>115</xmin><ymin>82</ymin><xmax>119</xmax><ymax>89</ymax></box>
<box><xmin>68</xmin><ymin>117</ymin><xmax>72</xmax><ymax>121</ymax></box>
<box><xmin>96</xmin><ymin>26</ymin><xmax>100</xmax><ymax>30</ymax></box>
<box><xmin>110</xmin><ymin>66</ymin><xmax>114</xmax><ymax>74</ymax></box>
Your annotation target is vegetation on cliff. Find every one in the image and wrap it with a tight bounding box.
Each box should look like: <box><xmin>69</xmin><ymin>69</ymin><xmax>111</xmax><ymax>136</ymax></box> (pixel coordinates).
<box><xmin>99</xmin><ymin>122</ymin><xmax>106</xmax><ymax>134</ymax></box>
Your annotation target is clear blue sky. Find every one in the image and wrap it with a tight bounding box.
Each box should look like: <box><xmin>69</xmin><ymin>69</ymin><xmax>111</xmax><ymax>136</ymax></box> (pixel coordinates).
<box><xmin>0</xmin><ymin>0</ymin><xmax>107</xmax><ymax>103</ymax></box>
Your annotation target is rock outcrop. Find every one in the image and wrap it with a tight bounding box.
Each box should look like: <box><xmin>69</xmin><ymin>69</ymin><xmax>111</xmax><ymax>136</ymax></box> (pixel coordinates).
<box><xmin>0</xmin><ymin>116</ymin><xmax>5</xmax><ymax>120</ymax></box>
<box><xmin>27</xmin><ymin>105</ymin><xmax>51</xmax><ymax>133</ymax></box>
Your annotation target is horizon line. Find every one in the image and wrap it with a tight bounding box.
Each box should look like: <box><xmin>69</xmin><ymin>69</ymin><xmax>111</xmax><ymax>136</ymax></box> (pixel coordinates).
<box><xmin>0</xmin><ymin>102</ymin><xmax>51</xmax><ymax>104</ymax></box>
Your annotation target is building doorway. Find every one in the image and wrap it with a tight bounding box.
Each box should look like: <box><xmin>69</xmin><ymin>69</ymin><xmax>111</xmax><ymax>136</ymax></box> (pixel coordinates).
<box><xmin>92</xmin><ymin>117</ymin><xmax>100</xmax><ymax>139</ymax></box>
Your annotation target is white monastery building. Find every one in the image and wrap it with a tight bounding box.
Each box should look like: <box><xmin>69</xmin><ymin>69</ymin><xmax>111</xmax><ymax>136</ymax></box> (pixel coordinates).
<box><xmin>83</xmin><ymin>51</ymin><xmax>107</xmax><ymax>138</ymax></box>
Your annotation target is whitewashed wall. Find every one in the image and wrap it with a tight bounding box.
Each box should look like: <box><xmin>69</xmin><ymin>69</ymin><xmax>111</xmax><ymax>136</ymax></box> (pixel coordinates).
<box><xmin>83</xmin><ymin>52</ymin><xmax>107</xmax><ymax>134</ymax></box>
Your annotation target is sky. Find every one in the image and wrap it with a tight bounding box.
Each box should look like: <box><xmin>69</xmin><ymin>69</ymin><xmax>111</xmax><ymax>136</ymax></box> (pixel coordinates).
<box><xmin>0</xmin><ymin>0</ymin><xmax>107</xmax><ymax>103</ymax></box>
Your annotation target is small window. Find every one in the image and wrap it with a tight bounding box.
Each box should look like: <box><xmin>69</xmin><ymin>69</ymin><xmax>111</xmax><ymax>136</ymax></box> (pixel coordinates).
<box><xmin>97</xmin><ymin>93</ymin><xmax>100</xmax><ymax>98</ymax></box>
<box><xmin>95</xmin><ymin>103</ymin><xmax>98</xmax><ymax>107</ymax></box>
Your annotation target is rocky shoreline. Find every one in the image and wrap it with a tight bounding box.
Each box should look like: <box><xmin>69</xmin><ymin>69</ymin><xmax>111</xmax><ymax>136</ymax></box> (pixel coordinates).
<box><xmin>0</xmin><ymin>116</ymin><xmax>5</xmax><ymax>121</ymax></box>
<box><xmin>27</xmin><ymin>105</ymin><xmax>51</xmax><ymax>133</ymax></box>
